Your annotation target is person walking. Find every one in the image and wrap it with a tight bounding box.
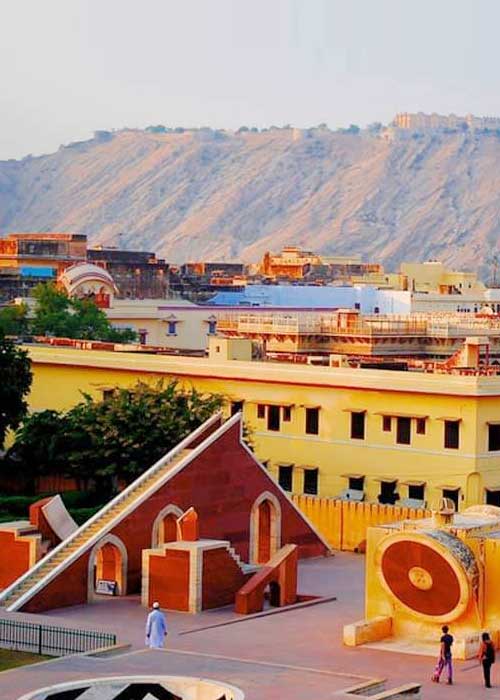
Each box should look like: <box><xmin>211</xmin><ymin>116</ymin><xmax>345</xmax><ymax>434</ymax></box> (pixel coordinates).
<box><xmin>145</xmin><ymin>601</ymin><xmax>168</xmax><ymax>649</ymax></box>
<box><xmin>432</xmin><ymin>625</ymin><xmax>454</xmax><ymax>684</ymax></box>
<box><xmin>478</xmin><ymin>632</ymin><xmax>495</xmax><ymax>688</ymax></box>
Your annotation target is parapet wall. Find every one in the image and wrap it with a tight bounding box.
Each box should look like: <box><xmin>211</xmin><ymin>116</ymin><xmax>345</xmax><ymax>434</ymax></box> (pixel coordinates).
<box><xmin>292</xmin><ymin>495</ymin><xmax>431</xmax><ymax>551</ymax></box>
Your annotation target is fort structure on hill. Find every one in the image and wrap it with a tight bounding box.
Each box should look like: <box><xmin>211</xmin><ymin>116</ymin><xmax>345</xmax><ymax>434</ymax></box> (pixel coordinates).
<box><xmin>393</xmin><ymin>111</ymin><xmax>500</xmax><ymax>131</ymax></box>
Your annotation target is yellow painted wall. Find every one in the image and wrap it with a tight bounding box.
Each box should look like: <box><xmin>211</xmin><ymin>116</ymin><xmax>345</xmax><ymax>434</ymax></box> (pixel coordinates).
<box><xmin>106</xmin><ymin>304</ymin><xmax>215</xmax><ymax>350</ymax></box>
<box><xmin>24</xmin><ymin>346</ymin><xmax>500</xmax><ymax>509</ymax></box>
<box><xmin>291</xmin><ymin>495</ymin><xmax>430</xmax><ymax>550</ymax></box>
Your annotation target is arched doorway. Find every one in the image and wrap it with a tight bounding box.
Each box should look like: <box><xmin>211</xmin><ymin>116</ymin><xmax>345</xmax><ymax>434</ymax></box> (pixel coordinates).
<box><xmin>268</xmin><ymin>580</ymin><xmax>281</xmax><ymax>607</ymax></box>
<box><xmin>466</xmin><ymin>472</ymin><xmax>482</xmax><ymax>508</ymax></box>
<box><xmin>151</xmin><ymin>504</ymin><xmax>184</xmax><ymax>548</ymax></box>
<box><xmin>87</xmin><ymin>534</ymin><xmax>128</xmax><ymax>601</ymax></box>
<box><xmin>258</xmin><ymin>500</ymin><xmax>272</xmax><ymax>563</ymax></box>
<box><xmin>250</xmin><ymin>492</ymin><xmax>281</xmax><ymax>564</ymax></box>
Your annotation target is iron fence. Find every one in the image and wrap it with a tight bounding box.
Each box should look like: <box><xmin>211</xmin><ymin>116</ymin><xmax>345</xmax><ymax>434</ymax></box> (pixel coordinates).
<box><xmin>0</xmin><ymin>619</ymin><xmax>116</xmax><ymax>656</ymax></box>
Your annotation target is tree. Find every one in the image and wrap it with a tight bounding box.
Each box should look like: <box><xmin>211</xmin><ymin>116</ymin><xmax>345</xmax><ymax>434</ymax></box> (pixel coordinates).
<box><xmin>31</xmin><ymin>284</ymin><xmax>136</xmax><ymax>342</ymax></box>
<box><xmin>6</xmin><ymin>410</ymin><xmax>71</xmax><ymax>478</ymax></box>
<box><xmin>0</xmin><ymin>304</ymin><xmax>29</xmax><ymax>336</ymax></box>
<box><xmin>0</xmin><ymin>334</ymin><xmax>32</xmax><ymax>448</ymax></box>
<box><xmin>367</xmin><ymin>122</ymin><xmax>383</xmax><ymax>134</ymax></box>
<box><xmin>337</xmin><ymin>124</ymin><xmax>360</xmax><ymax>135</ymax></box>
<box><xmin>9</xmin><ymin>380</ymin><xmax>223</xmax><ymax>494</ymax></box>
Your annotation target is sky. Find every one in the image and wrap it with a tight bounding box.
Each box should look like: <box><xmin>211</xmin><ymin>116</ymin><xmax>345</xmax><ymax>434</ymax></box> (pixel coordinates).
<box><xmin>0</xmin><ymin>0</ymin><xmax>498</xmax><ymax>159</ymax></box>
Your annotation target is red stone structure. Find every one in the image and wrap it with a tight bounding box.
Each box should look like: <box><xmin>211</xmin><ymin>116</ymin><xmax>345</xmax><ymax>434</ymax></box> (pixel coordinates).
<box><xmin>235</xmin><ymin>544</ymin><xmax>298</xmax><ymax>615</ymax></box>
<box><xmin>0</xmin><ymin>414</ymin><xmax>329</xmax><ymax>613</ymax></box>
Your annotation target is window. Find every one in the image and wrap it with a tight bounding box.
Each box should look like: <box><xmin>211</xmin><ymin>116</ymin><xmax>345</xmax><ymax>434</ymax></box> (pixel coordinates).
<box><xmin>207</xmin><ymin>318</ymin><xmax>217</xmax><ymax>335</ymax></box>
<box><xmin>408</xmin><ymin>483</ymin><xmax>425</xmax><ymax>500</ymax></box>
<box><xmin>416</xmin><ymin>418</ymin><xmax>426</xmax><ymax>435</ymax></box>
<box><xmin>444</xmin><ymin>420</ymin><xmax>460</xmax><ymax>449</ymax></box>
<box><xmin>257</xmin><ymin>404</ymin><xmax>266</xmax><ymax>419</ymax></box>
<box><xmin>488</xmin><ymin>424</ymin><xmax>500</xmax><ymax>451</ymax></box>
<box><xmin>486</xmin><ymin>489</ymin><xmax>500</xmax><ymax>507</ymax></box>
<box><xmin>305</xmin><ymin>407</ymin><xmax>319</xmax><ymax>435</ymax></box>
<box><xmin>442</xmin><ymin>488</ymin><xmax>459</xmax><ymax>511</ymax></box>
<box><xmin>378</xmin><ymin>480</ymin><xmax>398</xmax><ymax>505</ymax></box>
<box><xmin>267</xmin><ymin>405</ymin><xmax>280</xmax><ymax>432</ymax></box>
<box><xmin>283</xmin><ymin>406</ymin><xmax>292</xmax><ymax>422</ymax></box>
<box><xmin>231</xmin><ymin>401</ymin><xmax>243</xmax><ymax>416</ymax></box>
<box><xmin>382</xmin><ymin>416</ymin><xmax>392</xmax><ymax>432</ymax></box>
<box><xmin>278</xmin><ymin>465</ymin><xmax>293</xmax><ymax>491</ymax></box>
<box><xmin>167</xmin><ymin>320</ymin><xmax>177</xmax><ymax>336</ymax></box>
<box><xmin>348</xmin><ymin>476</ymin><xmax>364</xmax><ymax>491</ymax></box>
<box><xmin>102</xmin><ymin>389</ymin><xmax>115</xmax><ymax>401</ymax></box>
<box><xmin>351</xmin><ymin>412</ymin><xmax>365</xmax><ymax>440</ymax></box>
<box><xmin>303</xmin><ymin>468</ymin><xmax>319</xmax><ymax>495</ymax></box>
<box><xmin>396</xmin><ymin>417</ymin><xmax>411</xmax><ymax>445</ymax></box>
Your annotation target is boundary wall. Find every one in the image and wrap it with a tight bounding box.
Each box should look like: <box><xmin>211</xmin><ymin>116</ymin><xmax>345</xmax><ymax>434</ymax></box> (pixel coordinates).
<box><xmin>292</xmin><ymin>495</ymin><xmax>431</xmax><ymax>551</ymax></box>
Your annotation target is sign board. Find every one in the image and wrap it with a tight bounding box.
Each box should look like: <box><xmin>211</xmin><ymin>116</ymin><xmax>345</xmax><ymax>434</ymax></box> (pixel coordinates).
<box><xmin>96</xmin><ymin>579</ymin><xmax>117</xmax><ymax>596</ymax></box>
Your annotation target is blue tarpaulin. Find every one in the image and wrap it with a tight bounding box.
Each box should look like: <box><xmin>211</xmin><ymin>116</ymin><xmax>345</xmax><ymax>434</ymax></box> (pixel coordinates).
<box><xmin>20</xmin><ymin>266</ymin><xmax>56</xmax><ymax>278</ymax></box>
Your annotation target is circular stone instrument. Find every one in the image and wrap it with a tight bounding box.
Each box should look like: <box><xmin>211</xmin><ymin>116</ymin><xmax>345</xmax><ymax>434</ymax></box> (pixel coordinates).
<box><xmin>375</xmin><ymin>530</ymin><xmax>479</xmax><ymax>622</ymax></box>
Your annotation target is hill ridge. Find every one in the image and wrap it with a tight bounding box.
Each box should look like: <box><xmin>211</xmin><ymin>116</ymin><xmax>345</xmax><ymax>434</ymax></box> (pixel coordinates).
<box><xmin>1</xmin><ymin>127</ymin><xmax>499</xmax><ymax>274</ymax></box>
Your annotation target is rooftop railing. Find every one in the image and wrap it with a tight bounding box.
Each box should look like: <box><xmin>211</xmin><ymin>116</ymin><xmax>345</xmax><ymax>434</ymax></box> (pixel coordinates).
<box><xmin>217</xmin><ymin>311</ymin><xmax>500</xmax><ymax>338</ymax></box>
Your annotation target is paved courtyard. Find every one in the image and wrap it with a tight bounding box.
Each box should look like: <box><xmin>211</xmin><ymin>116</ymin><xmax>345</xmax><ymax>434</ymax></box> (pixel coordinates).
<box><xmin>0</xmin><ymin>553</ymin><xmax>495</xmax><ymax>699</ymax></box>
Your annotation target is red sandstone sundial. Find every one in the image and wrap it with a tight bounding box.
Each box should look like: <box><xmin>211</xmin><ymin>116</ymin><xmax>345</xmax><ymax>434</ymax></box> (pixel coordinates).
<box><xmin>375</xmin><ymin>530</ymin><xmax>478</xmax><ymax>622</ymax></box>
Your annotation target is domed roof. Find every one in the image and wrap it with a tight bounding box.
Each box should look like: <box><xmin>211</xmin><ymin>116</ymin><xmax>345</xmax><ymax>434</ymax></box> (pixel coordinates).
<box><xmin>59</xmin><ymin>263</ymin><xmax>118</xmax><ymax>295</ymax></box>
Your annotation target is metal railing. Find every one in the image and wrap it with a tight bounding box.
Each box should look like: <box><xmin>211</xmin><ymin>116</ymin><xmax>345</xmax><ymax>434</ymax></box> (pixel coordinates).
<box><xmin>217</xmin><ymin>311</ymin><xmax>500</xmax><ymax>339</ymax></box>
<box><xmin>0</xmin><ymin>619</ymin><xmax>116</xmax><ymax>656</ymax></box>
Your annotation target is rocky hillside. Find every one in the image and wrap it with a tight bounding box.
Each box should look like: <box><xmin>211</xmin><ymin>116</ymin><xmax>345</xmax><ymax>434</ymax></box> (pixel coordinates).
<box><xmin>1</xmin><ymin>126</ymin><xmax>500</xmax><ymax>273</ymax></box>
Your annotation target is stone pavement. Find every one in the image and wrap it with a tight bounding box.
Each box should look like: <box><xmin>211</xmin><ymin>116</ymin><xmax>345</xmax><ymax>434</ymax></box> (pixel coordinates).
<box><xmin>0</xmin><ymin>553</ymin><xmax>496</xmax><ymax>699</ymax></box>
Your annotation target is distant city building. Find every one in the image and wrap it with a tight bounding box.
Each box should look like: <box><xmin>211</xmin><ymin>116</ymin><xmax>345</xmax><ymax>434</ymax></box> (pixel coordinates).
<box><xmin>209</xmin><ymin>282</ymin><xmax>500</xmax><ymax>315</ymax></box>
<box><xmin>59</xmin><ymin>263</ymin><xmax>118</xmax><ymax>308</ymax></box>
<box><xmin>258</xmin><ymin>246</ymin><xmax>382</xmax><ymax>283</ymax></box>
<box><xmin>170</xmin><ymin>261</ymin><xmax>246</xmax><ymax>301</ymax></box>
<box><xmin>217</xmin><ymin>308</ymin><xmax>500</xmax><ymax>362</ymax></box>
<box><xmin>0</xmin><ymin>232</ymin><xmax>86</xmax><ymax>300</ymax></box>
<box><xmin>393</xmin><ymin>111</ymin><xmax>500</xmax><ymax>131</ymax></box>
<box><xmin>87</xmin><ymin>247</ymin><xmax>169</xmax><ymax>299</ymax></box>
<box><xmin>0</xmin><ymin>232</ymin><xmax>170</xmax><ymax>301</ymax></box>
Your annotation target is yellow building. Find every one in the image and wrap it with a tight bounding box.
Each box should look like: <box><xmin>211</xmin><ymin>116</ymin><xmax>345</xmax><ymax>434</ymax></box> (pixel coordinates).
<box><xmin>24</xmin><ymin>341</ymin><xmax>500</xmax><ymax>512</ymax></box>
<box><xmin>400</xmin><ymin>261</ymin><xmax>483</xmax><ymax>294</ymax></box>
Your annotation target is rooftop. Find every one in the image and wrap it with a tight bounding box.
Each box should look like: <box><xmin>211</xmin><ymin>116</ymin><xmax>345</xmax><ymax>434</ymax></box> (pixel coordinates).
<box><xmin>24</xmin><ymin>344</ymin><xmax>500</xmax><ymax>396</ymax></box>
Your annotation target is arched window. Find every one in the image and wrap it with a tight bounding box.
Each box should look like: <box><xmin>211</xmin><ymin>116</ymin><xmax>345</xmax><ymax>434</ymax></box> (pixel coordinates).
<box><xmin>151</xmin><ymin>504</ymin><xmax>184</xmax><ymax>548</ymax></box>
<box><xmin>249</xmin><ymin>492</ymin><xmax>282</xmax><ymax>564</ymax></box>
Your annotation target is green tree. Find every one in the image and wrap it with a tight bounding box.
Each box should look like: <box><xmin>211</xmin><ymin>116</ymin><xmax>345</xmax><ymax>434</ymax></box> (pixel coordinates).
<box><xmin>6</xmin><ymin>410</ymin><xmax>71</xmax><ymax>478</ymax></box>
<box><xmin>0</xmin><ymin>334</ymin><xmax>32</xmax><ymax>447</ymax></box>
<box><xmin>9</xmin><ymin>380</ymin><xmax>223</xmax><ymax>494</ymax></box>
<box><xmin>0</xmin><ymin>304</ymin><xmax>29</xmax><ymax>336</ymax></box>
<box><xmin>31</xmin><ymin>284</ymin><xmax>136</xmax><ymax>342</ymax></box>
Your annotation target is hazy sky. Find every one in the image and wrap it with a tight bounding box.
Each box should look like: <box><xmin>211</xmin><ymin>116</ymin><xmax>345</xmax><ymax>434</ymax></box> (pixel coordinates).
<box><xmin>1</xmin><ymin>0</ymin><xmax>498</xmax><ymax>159</ymax></box>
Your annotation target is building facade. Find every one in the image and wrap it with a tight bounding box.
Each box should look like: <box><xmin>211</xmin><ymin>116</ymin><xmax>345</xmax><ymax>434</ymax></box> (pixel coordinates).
<box><xmin>393</xmin><ymin>112</ymin><xmax>500</xmax><ymax>131</ymax></box>
<box><xmin>87</xmin><ymin>248</ymin><xmax>169</xmax><ymax>299</ymax></box>
<box><xmin>0</xmin><ymin>233</ymin><xmax>87</xmax><ymax>301</ymax></box>
<box><xmin>24</xmin><ymin>343</ymin><xmax>500</xmax><ymax>512</ymax></box>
